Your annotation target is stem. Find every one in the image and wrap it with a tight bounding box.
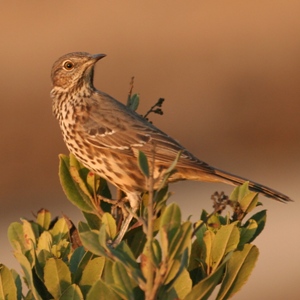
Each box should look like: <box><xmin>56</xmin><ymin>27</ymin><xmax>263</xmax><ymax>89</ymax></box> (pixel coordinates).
<box><xmin>143</xmin><ymin>98</ymin><xmax>164</xmax><ymax>119</ymax></box>
<box><xmin>145</xmin><ymin>144</ymin><xmax>156</xmax><ymax>300</ymax></box>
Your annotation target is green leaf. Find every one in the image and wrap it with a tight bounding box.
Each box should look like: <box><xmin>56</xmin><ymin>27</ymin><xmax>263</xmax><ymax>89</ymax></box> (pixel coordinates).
<box><xmin>36</xmin><ymin>249</ymin><xmax>52</xmax><ymax>267</ymax></box>
<box><xmin>141</xmin><ymin>240</ymin><xmax>156</xmax><ymax>281</ymax></box>
<box><xmin>184</xmin><ymin>253</ymin><xmax>232</xmax><ymax>300</ymax></box>
<box><xmin>44</xmin><ymin>258</ymin><xmax>71</xmax><ymax>299</ymax></box>
<box><xmin>165</xmin><ymin>151</ymin><xmax>181</xmax><ymax>175</ymax></box>
<box><xmin>159</xmin><ymin>206</ymin><xmax>192</xmax><ymax>288</ymax></box>
<box><xmin>0</xmin><ymin>264</ymin><xmax>17</xmax><ymax>300</ymax></box>
<box><xmin>166</xmin><ymin>248</ymin><xmax>190</xmax><ymax>296</ymax></box>
<box><xmin>78</xmin><ymin>222</ymin><xmax>105</xmax><ymax>256</ymax></box>
<box><xmin>60</xmin><ymin>284</ymin><xmax>84</xmax><ymax>300</ymax></box>
<box><xmin>70</xmin><ymin>248</ymin><xmax>94</xmax><ymax>284</ymax></box>
<box><xmin>137</xmin><ymin>151</ymin><xmax>149</xmax><ymax>178</ymax></box>
<box><xmin>58</xmin><ymin>154</ymin><xmax>95</xmax><ymax>213</ymax></box>
<box><xmin>189</xmin><ymin>240</ymin><xmax>202</xmax><ymax>272</ymax></box>
<box><xmin>230</xmin><ymin>182</ymin><xmax>251</xmax><ymax>201</ymax></box>
<box><xmin>97</xmin><ymin>177</ymin><xmax>113</xmax><ymax>202</ymax></box>
<box><xmin>200</xmin><ymin>209</ymin><xmax>209</xmax><ymax>222</ymax></box>
<box><xmin>69</xmin><ymin>154</ymin><xmax>95</xmax><ymax>200</ymax></box>
<box><xmin>36</xmin><ymin>209</ymin><xmax>51</xmax><ymax>230</ymax></box>
<box><xmin>127</xmin><ymin>93</ymin><xmax>140</xmax><ymax>111</ymax></box>
<box><xmin>246</xmin><ymin>210</ymin><xmax>267</xmax><ymax>243</ymax></box>
<box><xmin>21</xmin><ymin>220</ymin><xmax>36</xmax><ymax>265</ymax></box>
<box><xmin>124</xmin><ymin>226</ymin><xmax>146</xmax><ymax>259</ymax></box>
<box><xmin>102</xmin><ymin>213</ymin><xmax>117</xmax><ymax>239</ymax></box>
<box><xmin>112</xmin><ymin>262</ymin><xmax>136</xmax><ymax>299</ymax></box>
<box><xmin>238</xmin><ymin>219</ymin><xmax>258</xmax><ymax>247</ymax></box>
<box><xmin>207</xmin><ymin>214</ymin><xmax>221</xmax><ymax>231</ymax></box>
<box><xmin>159</xmin><ymin>203</ymin><xmax>181</xmax><ymax>258</ymax></box>
<box><xmin>85</xmin><ymin>170</ymin><xmax>99</xmax><ymax>196</ymax></box>
<box><xmin>202</xmin><ymin>230</ymin><xmax>215</xmax><ymax>272</ymax></box>
<box><xmin>217</xmin><ymin>245</ymin><xmax>259</xmax><ymax>299</ymax></box>
<box><xmin>211</xmin><ymin>222</ymin><xmax>240</xmax><ymax>272</ymax></box>
<box><xmin>49</xmin><ymin>218</ymin><xmax>69</xmax><ymax>245</ymax></box>
<box><xmin>194</xmin><ymin>220</ymin><xmax>207</xmax><ymax>259</ymax></box>
<box><xmin>7</xmin><ymin>222</ymin><xmax>27</xmax><ymax>254</ymax></box>
<box><xmin>151</xmin><ymin>239</ymin><xmax>162</xmax><ymax>267</ymax></box>
<box><xmin>165</xmin><ymin>268</ymin><xmax>192</xmax><ymax>299</ymax></box>
<box><xmin>113</xmin><ymin>242</ymin><xmax>140</xmax><ymax>270</ymax></box>
<box><xmin>98</xmin><ymin>223</ymin><xmax>109</xmax><ymax>248</ymax></box>
<box><xmin>34</xmin><ymin>267</ymin><xmax>54</xmax><ymax>300</ymax></box>
<box><xmin>36</xmin><ymin>249</ymin><xmax>52</xmax><ymax>280</ymax></box>
<box><xmin>82</xmin><ymin>212</ymin><xmax>101</xmax><ymax>230</ymax></box>
<box><xmin>109</xmin><ymin>243</ymin><xmax>142</xmax><ymax>286</ymax></box>
<box><xmin>194</xmin><ymin>220</ymin><xmax>206</xmax><ymax>243</ymax></box>
<box><xmin>239</xmin><ymin>191</ymin><xmax>258</xmax><ymax>214</ymax></box>
<box><xmin>86</xmin><ymin>280</ymin><xmax>121</xmax><ymax>300</ymax></box>
<box><xmin>69</xmin><ymin>247</ymin><xmax>86</xmax><ymax>274</ymax></box>
<box><xmin>164</xmin><ymin>248</ymin><xmax>189</xmax><ymax>286</ymax></box>
<box><xmin>14</xmin><ymin>252</ymin><xmax>42</xmax><ymax>300</ymax></box>
<box><xmin>10</xmin><ymin>269</ymin><xmax>22</xmax><ymax>300</ymax></box>
<box><xmin>157</xmin><ymin>151</ymin><xmax>181</xmax><ymax>190</ymax></box>
<box><xmin>168</xmin><ymin>222</ymin><xmax>192</xmax><ymax>262</ymax></box>
<box><xmin>51</xmin><ymin>239</ymin><xmax>71</xmax><ymax>260</ymax></box>
<box><xmin>79</xmin><ymin>257</ymin><xmax>106</xmax><ymax>297</ymax></box>
<box><xmin>153</xmin><ymin>185</ymin><xmax>170</xmax><ymax>213</ymax></box>
<box><xmin>102</xmin><ymin>259</ymin><xmax>115</xmax><ymax>285</ymax></box>
<box><xmin>37</xmin><ymin>231</ymin><xmax>52</xmax><ymax>253</ymax></box>
<box><xmin>160</xmin><ymin>203</ymin><xmax>181</xmax><ymax>234</ymax></box>
<box><xmin>172</xmin><ymin>268</ymin><xmax>193</xmax><ymax>299</ymax></box>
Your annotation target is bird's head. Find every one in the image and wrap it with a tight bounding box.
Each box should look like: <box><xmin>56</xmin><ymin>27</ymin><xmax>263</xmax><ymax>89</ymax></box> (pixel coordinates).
<box><xmin>51</xmin><ymin>52</ymin><xmax>106</xmax><ymax>91</ymax></box>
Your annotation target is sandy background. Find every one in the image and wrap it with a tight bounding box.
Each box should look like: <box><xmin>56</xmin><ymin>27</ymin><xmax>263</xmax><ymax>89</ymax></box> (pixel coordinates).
<box><xmin>1</xmin><ymin>1</ymin><xmax>299</xmax><ymax>298</ymax></box>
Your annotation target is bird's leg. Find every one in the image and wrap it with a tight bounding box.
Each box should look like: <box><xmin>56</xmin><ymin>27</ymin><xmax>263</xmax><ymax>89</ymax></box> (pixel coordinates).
<box><xmin>112</xmin><ymin>193</ymin><xmax>140</xmax><ymax>246</ymax></box>
<box><xmin>112</xmin><ymin>208</ymin><xmax>136</xmax><ymax>246</ymax></box>
<box><xmin>97</xmin><ymin>195</ymin><xmax>118</xmax><ymax>205</ymax></box>
<box><xmin>96</xmin><ymin>194</ymin><xmax>129</xmax><ymax>217</ymax></box>
<box><xmin>111</xmin><ymin>196</ymin><xmax>130</xmax><ymax>230</ymax></box>
<box><xmin>96</xmin><ymin>193</ymin><xmax>140</xmax><ymax>246</ymax></box>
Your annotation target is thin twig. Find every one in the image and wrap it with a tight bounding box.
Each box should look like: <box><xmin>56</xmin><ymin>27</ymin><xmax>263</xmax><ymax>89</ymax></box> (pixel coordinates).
<box><xmin>127</xmin><ymin>76</ymin><xmax>135</xmax><ymax>105</ymax></box>
<box><xmin>145</xmin><ymin>143</ymin><xmax>156</xmax><ymax>300</ymax></box>
<box><xmin>143</xmin><ymin>98</ymin><xmax>165</xmax><ymax>119</ymax></box>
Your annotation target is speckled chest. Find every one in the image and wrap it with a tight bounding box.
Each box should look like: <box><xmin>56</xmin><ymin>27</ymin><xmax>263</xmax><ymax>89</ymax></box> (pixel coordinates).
<box><xmin>53</xmin><ymin>93</ymin><xmax>148</xmax><ymax>192</ymax></box>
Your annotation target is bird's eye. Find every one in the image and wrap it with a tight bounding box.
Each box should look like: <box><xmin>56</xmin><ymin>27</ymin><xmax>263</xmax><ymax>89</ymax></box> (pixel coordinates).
<box><xmin>63</xmin><ymin>61</ymin><xmax>74</xmax><ymax>70</ymax></box>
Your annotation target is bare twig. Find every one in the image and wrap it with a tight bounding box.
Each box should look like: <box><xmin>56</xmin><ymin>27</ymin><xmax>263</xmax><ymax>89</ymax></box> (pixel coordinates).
<box><xmin>127</xmin><ymin>76</ymin><xmax>135</xmax><ymax>105</ymax></box>
<box><xmin>143</xmin><ymin>98</ymin><xmax>165</xmax><ymax>120</ymax></box>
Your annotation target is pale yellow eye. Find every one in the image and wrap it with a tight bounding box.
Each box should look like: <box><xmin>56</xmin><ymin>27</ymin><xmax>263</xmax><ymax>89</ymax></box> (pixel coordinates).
<box><xmin>63</xmin><ymin>60</ymin><xmax>74</xmax><ymax>70</ymax></box>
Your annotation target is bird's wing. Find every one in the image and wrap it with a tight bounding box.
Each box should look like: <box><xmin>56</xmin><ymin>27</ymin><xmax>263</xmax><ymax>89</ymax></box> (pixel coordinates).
<box><xmin>76</xmin><ymin>92</ymin><xmax>212</xmax><ymax>171</ymax></box>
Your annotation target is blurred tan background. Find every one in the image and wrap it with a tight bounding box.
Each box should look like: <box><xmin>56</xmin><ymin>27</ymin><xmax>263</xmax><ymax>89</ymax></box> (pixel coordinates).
<box><xmin>1</xmin><ymin>0</ymin><xmax>299</xmax><ymax>298</ymax></box>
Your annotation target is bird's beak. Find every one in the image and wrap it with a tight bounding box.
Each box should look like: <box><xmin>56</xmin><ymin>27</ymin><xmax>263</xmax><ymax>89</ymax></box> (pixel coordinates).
<box><xmin>92</xmin><ymin>53</ymin><xmax>106</xmax><ymax>62</ymax></box>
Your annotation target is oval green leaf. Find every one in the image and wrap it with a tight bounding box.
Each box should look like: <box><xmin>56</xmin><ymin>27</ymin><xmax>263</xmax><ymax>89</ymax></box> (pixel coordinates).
<box><xmin>44</xmin><ymin>258</ymin><xmax>71</xmax><ymax>299</ymax></box>
<box><xmin>217</xmin><ymin>244</ymin><xmax>259</xmax><ymax>299</ymax></box>
<box><xmin>137</xmin><ymin>151</ymin><xmax>149</xmax><ymax>178</ymax></box>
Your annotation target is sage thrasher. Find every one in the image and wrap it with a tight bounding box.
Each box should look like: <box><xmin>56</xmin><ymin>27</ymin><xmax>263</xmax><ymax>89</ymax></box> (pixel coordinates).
<box><xmin>51</xmin><ymin>52</ymin><xmax>292</xmax><ymax>243</ymax></box>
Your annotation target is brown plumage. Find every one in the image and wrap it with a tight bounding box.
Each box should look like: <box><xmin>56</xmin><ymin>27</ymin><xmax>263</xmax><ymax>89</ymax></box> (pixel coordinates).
<box><xmin>51</xmin><ymin>52</ymin><xmax>292</xmax><ymax>241</ymax></box>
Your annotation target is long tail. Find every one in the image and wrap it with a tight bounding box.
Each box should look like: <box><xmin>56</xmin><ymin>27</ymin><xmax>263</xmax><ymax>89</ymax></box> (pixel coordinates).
<box><xmin>214</xmin><ymin>169</ymin><xmax>293</xmax><ymax>203</ymax></box>
<box><xmin>174</xmin><ymin>165</ymin><xmax>293</xmax><ymax>203</ymax></box>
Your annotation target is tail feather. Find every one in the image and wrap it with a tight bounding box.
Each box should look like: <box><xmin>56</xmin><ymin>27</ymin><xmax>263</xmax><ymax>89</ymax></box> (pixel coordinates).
<box><xmin>214</xmin><ymin>169</ymin><xmax>293</xmax><ymax>203</ymax></box>
<box><xmin>171</xmin><ymin>165</ymin><xmax>292</xmax><ymax>203</ymax></box>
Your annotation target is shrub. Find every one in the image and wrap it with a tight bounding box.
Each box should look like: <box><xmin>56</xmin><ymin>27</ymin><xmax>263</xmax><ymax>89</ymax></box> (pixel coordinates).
<box><xmin>4</xmin><ymin>152</ymin><xmax>264</xmax><ymax>299</ymax></box>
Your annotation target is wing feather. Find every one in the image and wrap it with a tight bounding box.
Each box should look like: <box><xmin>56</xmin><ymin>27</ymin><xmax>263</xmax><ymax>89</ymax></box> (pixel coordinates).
<box><xmin>76</xmin><ymin>91</ymin><xmax>213</xmax><ymax>172</ymax></box>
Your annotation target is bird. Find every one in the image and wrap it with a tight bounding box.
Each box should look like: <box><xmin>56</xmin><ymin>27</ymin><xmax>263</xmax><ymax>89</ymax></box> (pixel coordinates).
<box><xmin>51</xmin><ymin>52</ymin><xmax>292</xmax><ymax>243</ymax></box>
